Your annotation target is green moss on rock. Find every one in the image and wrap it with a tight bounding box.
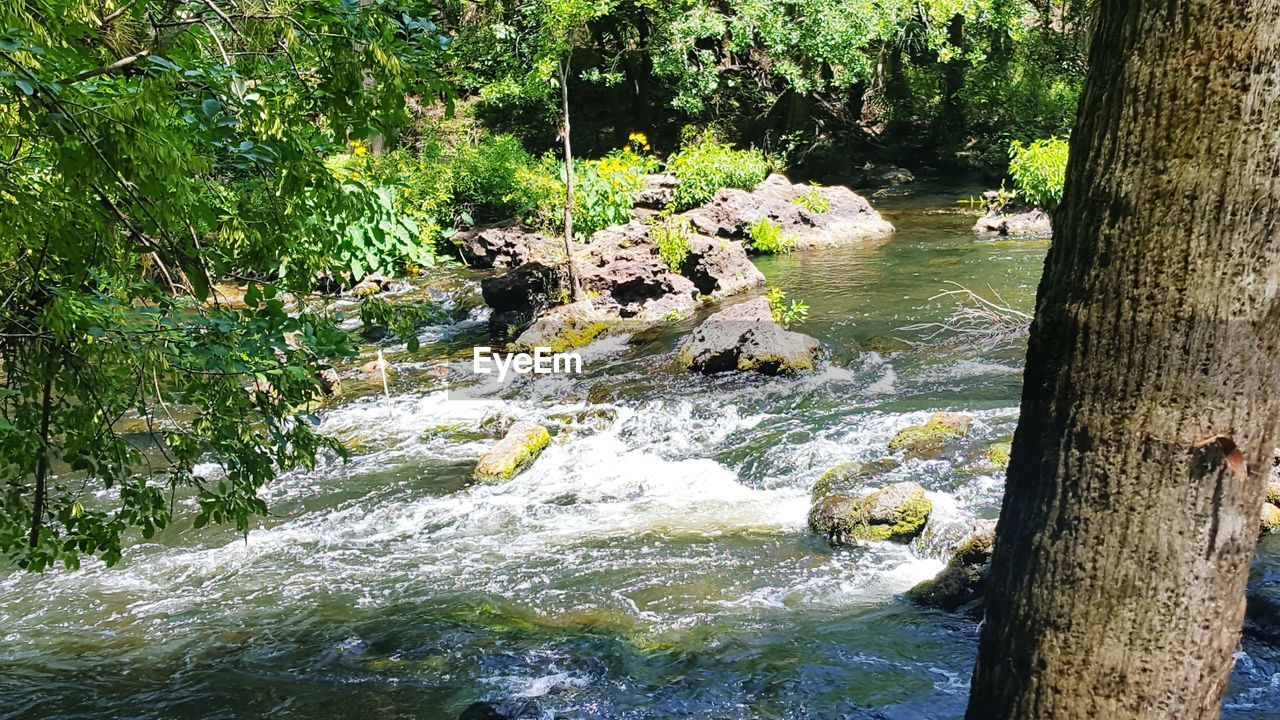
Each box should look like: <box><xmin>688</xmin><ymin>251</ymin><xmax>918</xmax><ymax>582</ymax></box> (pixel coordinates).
<box><xmin>982</xmin><ymin>440</ymin><xmax>1012</xmax><ymax>468</ymax></box>
<box><xmin>907</xmin><ymin>522</ymin><xmax>997</xmax><ymax>612</ymax></box>
<box><xmin>811</xmin><ymin>458</ymin><xmax>901</xmax><ymax>501</ymax></box>
<box><xmin>1267</xmin><ymin>482</ymin><xmax>1280</xmax><ymax>507</ymax></box>
<box><xmin>474</xmin><ymin>421</ymin><xmax>551</xmax><ymax>482</ymax></box>
<box><xmin>888</xmin><ymin>412</ymin><xmax>972</xmax><ymax>458</ymax></box>
<box><xmin>807</xmin><ymin>481</ymin><xmax>931</xmax><ymax>545</ymax></box>
<box><xmin>1262</xmin><ymin>503</ymin><xmax>1280</xmax><ymax>534</ymax></box>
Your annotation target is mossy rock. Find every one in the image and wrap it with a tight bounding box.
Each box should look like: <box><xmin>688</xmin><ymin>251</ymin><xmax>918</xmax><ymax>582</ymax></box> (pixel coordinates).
<box><xmin>514</xmin><ymin>300</ymin><xmax>618</xmax><ymax>353</ymax></box>
<box><xmin>473</xmin><ymin>421</ymin><xmax>551</xmax><ymax>482</ymax></box>
<box><xmin>888</xmin><ymin>412</ymin><xmax>972</xmax><ymax>458</ymax></box>
<box><xmin>907</xmin><ymin>521</ymin><xmax>997</xmax><ymax>612</ymax></box>
<box><xmin>808</xmin><ymin>481</ymin><xmax>931</xmax><ymax>545</ymax></box>
<box><xmin>1262</xmin><ymin>503</ymin><xmax>1280</xmax><ymax>534</ymax></box>
<box><xmin>981</xmin><ymin>440</ymin><xmax>1012</xmax><ymax>468</ymax></box>
<box><xmin>811</xmin><ymin>458</ymin><xmax>901</xmax><ymax>501</ymax></box>
<box><xmin>1267</xmin><ymin>482</ymin><xmax>1280</xmax><ymax>507</ymax></box>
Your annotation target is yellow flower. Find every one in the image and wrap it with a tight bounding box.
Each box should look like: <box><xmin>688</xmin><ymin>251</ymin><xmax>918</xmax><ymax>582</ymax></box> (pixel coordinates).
<box><xmin>351</xmin><ymin>171</ymin><xmax>361</xmax><ymax>180</ymax></box>
<box><xmin>350</xmin><ymin>139</ymin><xmax>368</xmax><ymax>156</ymax></box>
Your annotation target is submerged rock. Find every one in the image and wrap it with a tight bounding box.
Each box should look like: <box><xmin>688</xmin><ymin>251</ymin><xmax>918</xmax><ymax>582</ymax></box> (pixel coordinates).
<box><xmin>973</xmin><ymin>190</ymin><xmax>1052</xmax><ymax>238</ymax></box>
<box><xmin>808</xmin><ymin>481</ymin><xmax>932</xmax><ymax>545</ymax></box>
<box><xmin>888</xmin><ymin>412</ymin><xmax>972</xmax><ymax>458</ymax></box>
<box><xmin>907</xmin><ymin>519</ymin><xmax>997</xmax><ymax>612</ymax></box>
<box><xmin>975</xmin><ymin>439</ymin><xmax>1012</xmax><ymax>470</ymax></box>
<box><xmin>677</xmin><ymin>297</ymin><xmax>820</xmax><ymax>375</ymax></box>
<box><xmin>473</xmin><ymin>421</ymin><xmax>551</xmax><ymax>482</ymax></box>
<box><xmin>682</xmin><ymin>173</ymin><xmax>894</xmax><ymax>251</ymax></box>
<box><xmin>457</xmin><ymin>702</ymin><xmax>507</xmax><ymax>720</ymax></box>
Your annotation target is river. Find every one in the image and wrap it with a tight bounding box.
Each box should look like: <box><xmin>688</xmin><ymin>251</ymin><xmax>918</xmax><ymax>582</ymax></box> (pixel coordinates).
<box><xmin>3</xmin><ymin>186</ymin><xmax>1279</xmax><ymax>719</ymax></box>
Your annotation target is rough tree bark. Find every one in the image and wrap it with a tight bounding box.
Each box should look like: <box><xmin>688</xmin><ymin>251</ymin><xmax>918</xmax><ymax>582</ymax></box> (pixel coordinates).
<box><xmin>557</xmin><ymin>55</ymin><xmax>582</xmax><ymax>301</ymax></box>
<box><xmin>966</xmin><ymin>1</ymin><xmax>1280</xmax><ymax>719</ymax></box>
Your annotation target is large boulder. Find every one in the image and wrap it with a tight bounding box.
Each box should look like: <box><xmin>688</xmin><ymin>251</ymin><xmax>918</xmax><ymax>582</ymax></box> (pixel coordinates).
<box><xmin>677</xmin><ymin>297</ymin><xmax>820</xmax><ymax>375</ymax></box>
<box><xmin>473</xmin><ymin>421</ymin><xmax>551</xmax><ymax>482</ymax></box>
<box><xmin>454</xmin><ymin>225</ymin><xmax>559</xmax><ymax>269</ymax></box>
<box><xmin>888</xmin><ymin>412</ymin><xmax>973</xmax><ymax>458</ymax></box>
<box><xmin>480</xmin><ymin>261</ymin><xmax>568</xmax><ymax>330</ymax></box>
<box><xmin>680</xmin><ymin>236</ymin><xmax>766</xmax><ymax>299</ymax></box>
<box><xmin>906</xmin><ymin>519</ymin><xmax>998</xmax><ymax>612</ymax></box>
<box><xmin>481</xmin><ymin>218</ymin><xmax>766</xmax><ymax>351</ymax></box>
<box><xmin>576</xmin><ymin>221</ymin><xmax>699</xmax><ymax>318</ymax></box>
<box><xmin>973</xmin><ymin>191</ymin><xmax>1052</xmax><ymax>238</ymax></box>
<box><xmin>808</xmin><ymin>480</ymin><xmax>932</xmax><ymax>545</ymax></box>
<box><xmin>682</xmin><ymin>174</ymin><xmax>894</xmax><ymax>251</ymax></box>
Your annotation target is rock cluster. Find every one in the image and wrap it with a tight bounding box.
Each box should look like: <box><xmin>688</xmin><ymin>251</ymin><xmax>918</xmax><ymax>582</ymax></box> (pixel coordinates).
<box><xmin>467</xmin><ymin>172</ymin><xmax>892</xmax><ymax>369</ymax></box>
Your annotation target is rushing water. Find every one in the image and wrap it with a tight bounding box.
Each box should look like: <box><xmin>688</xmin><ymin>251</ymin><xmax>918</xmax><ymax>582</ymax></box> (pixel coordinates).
<box><xmin>4</xmin><ymin>187</ymin><xmax>1280</xmax><ymax>720</ymax></box>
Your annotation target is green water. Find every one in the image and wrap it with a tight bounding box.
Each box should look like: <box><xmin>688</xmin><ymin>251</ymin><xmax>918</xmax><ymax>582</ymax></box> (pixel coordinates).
<box><xmin>3</xmin><ymin>186</ymin><xmax>1278</xmax><ymax>720</ymax></box>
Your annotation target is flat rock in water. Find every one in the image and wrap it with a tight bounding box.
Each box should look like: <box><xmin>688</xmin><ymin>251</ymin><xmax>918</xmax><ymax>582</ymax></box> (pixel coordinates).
<box><xmin>473</xmin><ymin>421</ymin><xmax>551</xmax><ymax>482</ymax></box>
<box><xmin>682</xmin><ymin>173</ymin><xmax>894</xmax><ymax>250</ymax></box>
<box><xmin>677</xmin><ymin>297</ymin><xmax>820</xmax><ymax>375</ymax></box>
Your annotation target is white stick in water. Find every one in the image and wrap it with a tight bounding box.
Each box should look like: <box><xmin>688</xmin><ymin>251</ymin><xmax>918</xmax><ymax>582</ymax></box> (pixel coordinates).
<box><xmin>377</xmin><ymin>349</ymin><xmax>390</xmax><ymax>399</ymax></box>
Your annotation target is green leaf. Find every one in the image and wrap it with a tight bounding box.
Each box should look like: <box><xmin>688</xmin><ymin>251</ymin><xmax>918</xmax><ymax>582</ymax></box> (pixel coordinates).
<box><xmin>201</xmin><ymin>98</ymin><xmax>222</xmax><ymax>117</ymax></box>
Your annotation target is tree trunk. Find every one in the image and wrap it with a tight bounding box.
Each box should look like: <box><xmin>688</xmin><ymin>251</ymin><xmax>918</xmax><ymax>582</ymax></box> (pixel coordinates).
<box><xmin>558</xmin><ymin>55</ymin><xmax>582</xmax><ymax>301</ymax></box>
<box><xmin>940</xmin><ymin>13</ymin><xmax>966</xmax><ymax>140</ymax></box>
<box><xmin>967</xmin><ymin>2</ymin><xmax>1280</xmax><ymax>719</ymax></box>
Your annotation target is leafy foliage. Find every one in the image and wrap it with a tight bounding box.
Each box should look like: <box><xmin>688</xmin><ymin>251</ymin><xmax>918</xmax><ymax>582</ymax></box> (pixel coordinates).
<box><xmin>748</xmin><ymin>217</ymin><xmax>796</xmax><ymax>254</ymax></box>
<box><xmin>793</xmin><ymin>187</ymin><xmax>830</xmax><ymax>213</ymax></box>
<box><xmin>0</xmin><ymin>0</ymin><xmax>448</xmax><ymax>570</ymax></box>
<box><xmin>1008</xmin><ymin>136</ymin><xmax>1069</xmax><ymax>210</ymax></box>
<box><xmin>668</xmin><ymin>139</ymin><xmax>772</xmax><ymax>210</ymax></box>
<box><xmin>649</xmin><ymin>214</ymin><xmax>693</xmax><ymax>271</ymax></box>
<box><xmin>767</xmin><ymin>286</ymin><xmax>809</xmax><ymax>327</ymax></box>
<box><xmin>570</xmin><ymin>150</ymin><xmax>655</xmax><ymax>239</ymax></box>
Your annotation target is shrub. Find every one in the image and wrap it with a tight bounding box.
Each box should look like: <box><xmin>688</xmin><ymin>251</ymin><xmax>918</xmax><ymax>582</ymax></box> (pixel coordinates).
<box><xmin>748</xmin><ymin>217</ymin><xmax>796</xmax><ymax>254</ymax></box>
<box><xmin>361</xmin><ymin>147</ymin><xmax>454</xmax><ymax>243</ymax></box>
<box><xmin>1008</xmin><ymin>137</ymin><xmax>1069</xmax><ymax>211</ymax></box>
<box><xmin>334</xmin><ymin>186</ymin><xmax>440</xmax><ymax>279</ymax></box>
<box><xmin>793</xmin><ymin>186</ymin><xmax>830</xmax><ymax>214</ymax></box>
<box><xmin>667</xmin><ymin>139</ymin><xmax>772</xmax><ymax>210</ymax></box>
<box><xmin>570</xmin><ymin>150</ymin><xmax>653</xmax><ymax>239</ymax></box>
<box><xmin>649</xmin><ymin>214</ymin><xmax>693</xmax><ymax>270</ymax></box>
<box><xmin>767</xmin><ymin>287</ymin><xmax>809</xmax><ymax>328</ymax></box>
<box><xmin>453</xmin><ymin>134</ymin><xmax>553</xmax><ymax>222</ymax></box>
